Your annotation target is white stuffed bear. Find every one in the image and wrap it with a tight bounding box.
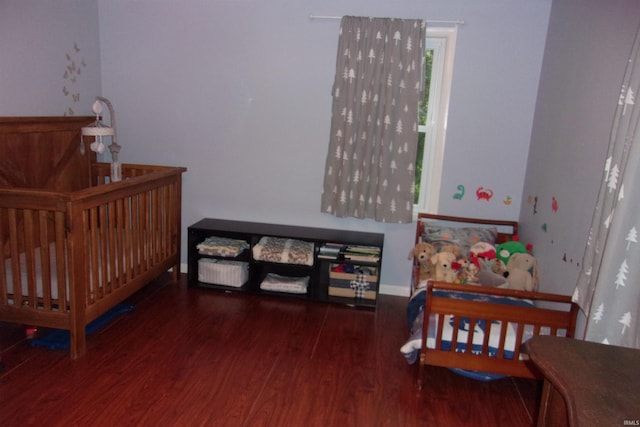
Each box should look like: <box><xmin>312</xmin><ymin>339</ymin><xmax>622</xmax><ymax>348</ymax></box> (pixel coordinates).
<box><xmin>430</xmin><ymin>251</ymin><xmax>457</xmax><ymax>282</ymax></box>
<box><xmin>504</xmin><ymin>253</ymin><xmax>538</xmax><ymax>292</ymax></box>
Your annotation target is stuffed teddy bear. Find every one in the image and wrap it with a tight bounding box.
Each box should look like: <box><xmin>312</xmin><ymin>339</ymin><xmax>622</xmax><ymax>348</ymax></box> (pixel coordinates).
<box><xmin>430</xmin><ymin>251</ymin><xmax>457</xmax><ymax>282</ymax></box>
<box><xmin>408</xmin><ymin>242</ymin><xmax>436</xmax><ymax>283</ymax></box>
<box><xmin>503</xmin><ymin>252</ymin><xmax>538</xmax><ymax>292</ymax></box>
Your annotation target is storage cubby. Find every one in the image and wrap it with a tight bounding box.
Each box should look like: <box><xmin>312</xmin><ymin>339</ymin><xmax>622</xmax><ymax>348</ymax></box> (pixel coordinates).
<box><xmin>187</xmin><ymin>218</ymin><xmax>384</xmax><ymax>308</ymax></box>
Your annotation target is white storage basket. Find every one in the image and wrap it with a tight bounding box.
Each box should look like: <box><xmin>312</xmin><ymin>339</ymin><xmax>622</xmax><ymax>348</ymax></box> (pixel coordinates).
<box><xmin>198</xmin><ymin>259</ymin><xmax>249</xmax><ymax>287</ymax></box>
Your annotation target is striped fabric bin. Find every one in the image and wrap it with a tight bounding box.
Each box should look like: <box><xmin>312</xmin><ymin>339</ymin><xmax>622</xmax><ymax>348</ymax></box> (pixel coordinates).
<box><xmin>329</xmin><ymin>265</ymin><xmax>378</xmax><ymax>300</ymax></box>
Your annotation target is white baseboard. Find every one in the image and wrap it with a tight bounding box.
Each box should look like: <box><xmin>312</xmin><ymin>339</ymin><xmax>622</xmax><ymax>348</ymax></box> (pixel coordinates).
<box><xmin>379</xmin><ymin>283</ymin><xmax>410</xmax><ymax>297</ymax></box>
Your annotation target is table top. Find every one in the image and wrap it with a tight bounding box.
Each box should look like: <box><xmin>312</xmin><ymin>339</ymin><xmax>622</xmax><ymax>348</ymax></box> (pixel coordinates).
<box><xmin>524</xmin><ymin>335</ymin><xmax>640</xmax><ymax>426</ymax></box>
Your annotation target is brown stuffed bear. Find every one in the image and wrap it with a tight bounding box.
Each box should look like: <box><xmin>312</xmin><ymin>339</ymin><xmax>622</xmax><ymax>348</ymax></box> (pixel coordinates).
<box><xmin>408</xmin><ymin>242</ymin><xmax>436</xmax><ymax>283</ymax></box>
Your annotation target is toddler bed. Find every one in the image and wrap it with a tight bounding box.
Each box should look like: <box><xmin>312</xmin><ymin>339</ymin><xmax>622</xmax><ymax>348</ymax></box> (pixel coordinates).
<box><xmin>403</xmin><ymin>213</ymin><xmax>579</xmax><ymax>389</ymax></box>
<box><xmin>0</xmin><ymin>116</ymin><xmax>186</xmax><ymax>359</ymax></box>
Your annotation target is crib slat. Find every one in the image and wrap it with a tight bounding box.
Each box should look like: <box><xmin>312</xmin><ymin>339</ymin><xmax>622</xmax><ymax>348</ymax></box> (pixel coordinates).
<box><xmin>115</xmin><ymin>197</ymin><xmax>124</xmax><ymax>288</ymax></box>
<box><xmin>131</xmin><ymin>193</ymin><xmax>141</xmax><ymax>275</ymax></box>
<box><xmin>465</xmin><ymin>317</ymin><xmax>476</xmax><ymax>354</ymax></box>
<box><xmin>168</xmin><ymin>182</ymin><xmax>177</xmax><ymax>266</ymax></box>
<box><xmin>496</xmin><ymin>319</ymin><xmax>508</xmax><ymax>359</ymax></box>
<box><xmin>450</xmin><ymin>316</ymin><xmax>460</xmax><ymax>351</ymax></box>
<box><xmin>144</xmin><ymin>189</ymin><xmax>151</xmax><ymax>270</ymax></box>
<box><xmin>0</xmin><ymin>209</ymin><xmax>7</xmax><ymax>305</ymax></box>
<box><xmin>107</xmin><ymin>200</ymin><xmax>117</xmax><ymax>293</ymax></box>
<box><xmin>481</xmin><ymin>318</ymin><xmax>491</xmax><ymax>355</ymax></box>
<box><xmin>512</xmin><ymin>323</ymin><xmax>525</xmax><ymax>361</ymax></box>
<box><xmin>162</xmin><ymin>184</ymin><xmax>170</xmax><ymax>260</ymax></box>
<box><xmin>22</xmin><ymin>210</ymin><xmax>36</xmax><ymax>308</ymax></box>
<box><xmin>151</xmin><ymin>188</ymin><xmax>159</xmax><ymax>265</ymax></box>
<box><xmin>54</xmin><ymin>211</ymin><xmax>67</xmax><ymax>310</ymax></box>
<box><xmin>38</xmin><ymin>210</ymin><xmax>52</xmax><ymax>309</ymax></box>
<box><xmin>533</xmin><ymin>324</ymin><xmax>542</xmax><ymax>337</ymax></box>
<box><xmin>7</xmin><ymin>208</ymin><xmax>23</xmax><ymax>307</ymax></box>
<box><xmin>435</xmin><ymin>313</ymin><xmax>444</xmax><ymax>349</ymax></box>
<box><xmin>90</xmin><ymin>207</ymin><xmax>100</xmax><ymax>303</ymax></box>
<box><xmin>123</xmin><ymin>196</ymin><xmax>133</xmax><ymax>282</ymax></box>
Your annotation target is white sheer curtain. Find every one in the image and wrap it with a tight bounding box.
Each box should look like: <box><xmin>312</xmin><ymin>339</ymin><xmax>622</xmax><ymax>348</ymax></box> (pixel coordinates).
<box><xmin>320</xmin><ymin>17</ymin><xmax>426</xmax><ymax>224</ymax></box>
<box><xmin>573</xmin><ymin>25</ymin><xmax>640</xmax><ymax>349</ymax></box>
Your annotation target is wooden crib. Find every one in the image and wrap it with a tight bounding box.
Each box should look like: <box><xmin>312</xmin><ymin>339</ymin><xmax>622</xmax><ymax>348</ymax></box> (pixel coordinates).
<box><xmin>0</xmin><ymin>116</ymin><xmax>186</xmax><ymax>359</ymax></box>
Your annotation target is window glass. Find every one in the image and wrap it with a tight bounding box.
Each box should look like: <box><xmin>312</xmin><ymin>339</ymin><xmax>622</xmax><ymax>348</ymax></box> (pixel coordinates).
<box><xmin>414</xmin><ymin>28</ymin><xmax>457</xmax><ymax>214</ymax></box>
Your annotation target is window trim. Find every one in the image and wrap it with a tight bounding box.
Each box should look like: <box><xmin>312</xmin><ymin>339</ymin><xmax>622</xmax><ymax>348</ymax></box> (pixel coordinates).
<box><xmin>415</xmin><ymin>27</ymin><xmax>457</xmax><ymax>215</ymax></box>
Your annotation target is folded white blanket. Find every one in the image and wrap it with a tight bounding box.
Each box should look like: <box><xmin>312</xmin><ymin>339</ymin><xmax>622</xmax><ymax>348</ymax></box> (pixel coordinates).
<box><xmin>260</xmin><ymin>273</ymin><xmax>309</xmax><ymax>294</ymax></box>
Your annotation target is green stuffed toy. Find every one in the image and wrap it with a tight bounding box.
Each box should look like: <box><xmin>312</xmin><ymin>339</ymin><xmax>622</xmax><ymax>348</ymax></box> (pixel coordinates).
<box><xmin>495</xmin><ymin>237</ymin><xmax>532</xmax><ymax>266</ymax></box>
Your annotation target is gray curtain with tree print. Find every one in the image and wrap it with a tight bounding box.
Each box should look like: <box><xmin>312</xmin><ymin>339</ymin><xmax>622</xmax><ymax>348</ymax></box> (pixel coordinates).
<box><xmin>573</xmin><ymin>25</ymin><xmax>640</xmax><ymax>349</ymax></box>
<box><xmin>321</xmin><ymin>16</ymin><xmax>426</xmax><ymax>223</ymax></box>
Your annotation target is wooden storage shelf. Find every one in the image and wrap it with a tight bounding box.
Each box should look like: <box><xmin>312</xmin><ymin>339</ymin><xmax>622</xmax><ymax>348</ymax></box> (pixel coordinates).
<box><xmin>187</xmin><ymin>218</ymin><xmax>384</xmax><ymax>308</ymax></box>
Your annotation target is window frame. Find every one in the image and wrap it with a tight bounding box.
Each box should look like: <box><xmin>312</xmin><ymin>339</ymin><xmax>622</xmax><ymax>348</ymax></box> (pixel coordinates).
<box><xmin>414</xmin><ymin>27</ymin><xmax>458</xmax><ymax>215</ymax></box>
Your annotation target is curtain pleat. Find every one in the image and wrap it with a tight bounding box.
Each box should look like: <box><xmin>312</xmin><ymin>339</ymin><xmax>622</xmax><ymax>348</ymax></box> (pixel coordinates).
<box><xmin>321</xmin><ymin>16</ymin><xmax>426</xmax><ymax>223</ymax></box>
<box><xmin>573</xmin><ymin>24</ymin><xmax>640</xmax><ymax>349</ymax></box>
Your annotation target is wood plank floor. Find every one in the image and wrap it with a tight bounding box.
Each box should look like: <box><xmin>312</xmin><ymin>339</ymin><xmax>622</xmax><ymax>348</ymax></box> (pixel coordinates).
<box><xmin>0</xmin><ymin>274</ymin><xmax>542</xmax><ymax>426</ymax></box>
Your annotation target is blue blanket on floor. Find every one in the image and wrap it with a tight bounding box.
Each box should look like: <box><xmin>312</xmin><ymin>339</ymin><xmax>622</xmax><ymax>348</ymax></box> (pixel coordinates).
<box><xmin>30</xmin><ymin>304</ymin><xmax>135</xmax><ymax>350</ymax></box>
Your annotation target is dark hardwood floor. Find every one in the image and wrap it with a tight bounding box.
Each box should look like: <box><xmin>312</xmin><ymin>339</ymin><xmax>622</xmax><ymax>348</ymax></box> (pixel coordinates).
<box><xmin>0</xmin><ymin>274</ymin><xmax>542</xmax><ymax>426</ymax></box>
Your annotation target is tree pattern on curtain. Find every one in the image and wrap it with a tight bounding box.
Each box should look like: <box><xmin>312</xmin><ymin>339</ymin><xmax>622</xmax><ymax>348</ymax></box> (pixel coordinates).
<box><xmin>573</xmin><ymin>25</ymin><xmax>640</xmax><ymax>349</ymax></box>
<box><xmin>321</xmin><ymin>16</ymin><xmax>426</xmax><ymax>224</ymax></box>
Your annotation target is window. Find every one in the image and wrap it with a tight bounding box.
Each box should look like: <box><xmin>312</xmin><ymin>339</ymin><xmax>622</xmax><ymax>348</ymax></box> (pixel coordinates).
<box><xmin>414</xmin><ymin>27</ymin><xmax>457</xmax><ymax>214</ymax></box>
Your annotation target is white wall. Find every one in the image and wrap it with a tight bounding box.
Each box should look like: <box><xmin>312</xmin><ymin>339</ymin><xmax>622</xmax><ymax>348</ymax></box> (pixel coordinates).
<box><xmin>521</xmin><ymin>0</ymin><xmax>640</xmax><ymax>303</ymax></box>
<box><xmin>0</xmin><ymin>0</ymin><xmax>101</xmax><ymax>116</ymax></box>
<box><xmin>97</xmin><ymin>0</ymin><xmax>552</xmax><ymax>295</ymax></box>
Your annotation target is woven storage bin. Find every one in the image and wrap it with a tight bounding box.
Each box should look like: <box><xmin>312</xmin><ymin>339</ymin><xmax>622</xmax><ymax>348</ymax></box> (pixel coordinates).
<box><xmin>328</xmin><ymin>264</ymin><xmax>378</xmax><ymax>300</ymax></box>
<box><xmin>198</xmin><ymin>259</ymin><xmax>249</xmax><ymax>287</ymax></box>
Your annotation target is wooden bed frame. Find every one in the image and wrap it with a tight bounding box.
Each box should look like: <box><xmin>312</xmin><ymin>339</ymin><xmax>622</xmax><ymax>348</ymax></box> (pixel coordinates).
<box><xmin>0</xmin><ymin>116</ymin><xmax>186</xmax><ymax>359</ymax></box>
<box><xmin>412</xmin><ymin>213</ymin><xmax>579</xmax><ymax>389</ymax></box>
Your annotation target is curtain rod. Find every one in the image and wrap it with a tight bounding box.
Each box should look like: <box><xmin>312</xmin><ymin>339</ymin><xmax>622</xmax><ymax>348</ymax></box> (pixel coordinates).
<box><xmin>308</xmin><ymin>14</ymin><xmax>464</xmax><ymax>26</ymax></box>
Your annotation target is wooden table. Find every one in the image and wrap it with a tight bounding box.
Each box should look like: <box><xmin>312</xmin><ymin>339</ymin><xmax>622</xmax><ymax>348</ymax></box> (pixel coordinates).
<box><xmin>524</xmin><ymin>335</ymin><xmax>640</xmax><ymax>426</ymax></box>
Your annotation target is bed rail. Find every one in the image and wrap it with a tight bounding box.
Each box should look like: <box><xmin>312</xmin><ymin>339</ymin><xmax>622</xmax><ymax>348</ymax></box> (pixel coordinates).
<box><xmin>417</xmin><ymin>281</ymin><xmax>579</xmax><ymax>389</ymax></box>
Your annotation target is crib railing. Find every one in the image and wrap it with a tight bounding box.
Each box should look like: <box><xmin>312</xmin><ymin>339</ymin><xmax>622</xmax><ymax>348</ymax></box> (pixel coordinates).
<box><xmin>0</xmin><ymin>164</ymin><xmax>185</xmax><ymax>358</ymax></box>
<box><xmin>0</xmin><ymin>190</ymin><xmax>70</xmax><ymax>328</ymax></box>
